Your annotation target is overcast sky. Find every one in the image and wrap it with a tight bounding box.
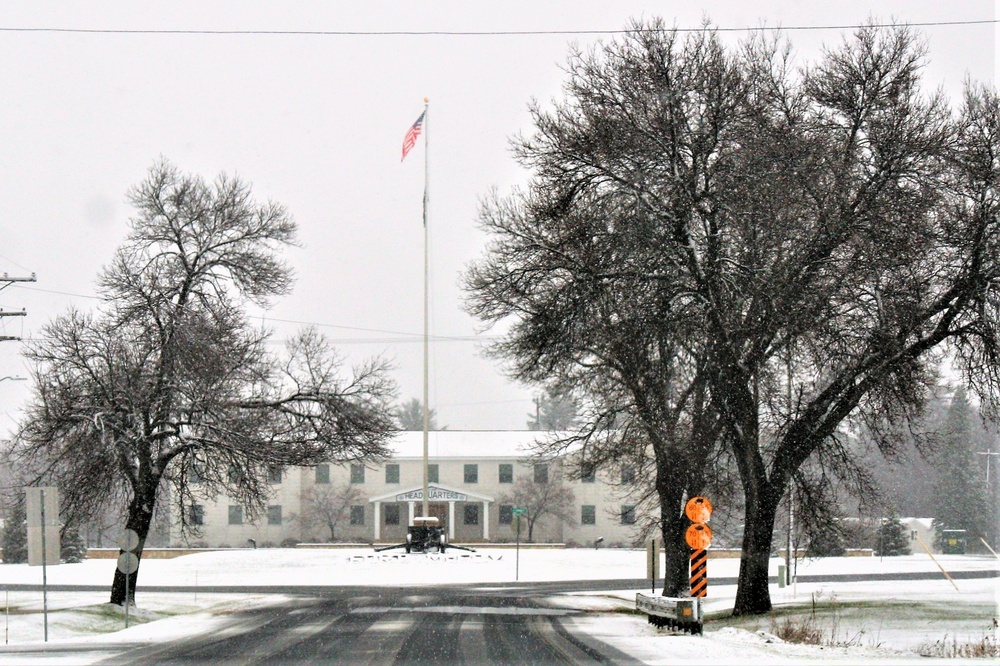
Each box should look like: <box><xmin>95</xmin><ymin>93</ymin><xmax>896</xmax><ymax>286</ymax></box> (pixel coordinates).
<box><xmin>0</xmin><ymin>1</ymin><xmax>995</xmax><ymax>434</ymax></box>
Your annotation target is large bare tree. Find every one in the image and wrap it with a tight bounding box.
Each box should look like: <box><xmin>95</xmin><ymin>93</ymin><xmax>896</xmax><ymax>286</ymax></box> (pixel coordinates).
<box><xmin>10</xmin><ymin>160</ymin><xmax>397</xmax><ymax>605</ymax></box>
<box><xmin>465</xmin><ymin>20</ymin><xmax>1000</xmax><ymax>615</ymax></box>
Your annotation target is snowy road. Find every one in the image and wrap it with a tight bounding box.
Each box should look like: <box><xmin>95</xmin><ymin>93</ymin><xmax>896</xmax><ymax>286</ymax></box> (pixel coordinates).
<box><xmin>0</xmin><ymin>550</ymin><xmax>994</xmax><ymax>664</ymax></box>
<box><xmin>78</xmin><ymin>588</ymin><xmax>638</xmax><ymax>665</ymax></box>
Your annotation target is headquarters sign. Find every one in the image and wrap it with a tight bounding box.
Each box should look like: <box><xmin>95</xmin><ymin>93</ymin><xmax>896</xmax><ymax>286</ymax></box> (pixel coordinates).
<box><xmin>395</xmin><ymin>486</ymin><xmax>468</xmax><ymax>502</ymax></box>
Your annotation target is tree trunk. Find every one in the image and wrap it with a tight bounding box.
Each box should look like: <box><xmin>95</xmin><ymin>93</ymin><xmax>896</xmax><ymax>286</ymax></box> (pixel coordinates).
<box><xmin>733</xmin><ymin>488</ymin><xmax>780</xmax><ymax>615</ymax></box>
<box><xmin>110</xmin><ymin>490</ymin><xmax>156</xmax><ymax>606</ymax></box>
<box><xmin>654</xmin><ymin>466</ymin><xmax>691</xmax><ymax>597</ymax></box>
<box><xmin>660</xmin><ymin>506</ymin><xmax>690</xmax><ymax>597</ymax></box>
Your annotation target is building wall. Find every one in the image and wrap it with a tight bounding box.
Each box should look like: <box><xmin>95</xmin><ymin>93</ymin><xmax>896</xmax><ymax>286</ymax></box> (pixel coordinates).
<box><xmin>171</xmin><ymin>433</ymin><xmax>645</xmax><ymax>548</ymax></box>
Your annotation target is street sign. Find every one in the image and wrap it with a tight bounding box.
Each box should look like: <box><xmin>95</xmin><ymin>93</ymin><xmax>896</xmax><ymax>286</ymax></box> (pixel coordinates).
<box><xmin>512</xmin><ymin>507</ymin><xmax>527</xmax><ymax>516</ymax></box>
<box><xmin>118</xmin><ymin>529</ymin><xmax>140</xmax><ymax>552</ymax></box>
<box><xmin>25</xmin><ymin>486</ymin><xmax>60</xmax><ymax>566</ymax></box>
<box><xmin>684</xmin><ymin>496</ymin><xmax>713</xmax><ymax>523</ymax></box>
<box><xmin>116</xmin><ymin>552</ymin><xmax>139</xmax><ymax>575</ymax></box>
<box><xmin>685</xmin><ymin>523</ymin><xmax>713</xmax><ymax>550</ymax></box>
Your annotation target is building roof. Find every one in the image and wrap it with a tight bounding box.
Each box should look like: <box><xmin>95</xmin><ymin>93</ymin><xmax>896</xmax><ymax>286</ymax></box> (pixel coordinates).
<box><xmin>387</xmin><ymin>430</ymin><xmax>557</xmax><ymax>460</ymax></box>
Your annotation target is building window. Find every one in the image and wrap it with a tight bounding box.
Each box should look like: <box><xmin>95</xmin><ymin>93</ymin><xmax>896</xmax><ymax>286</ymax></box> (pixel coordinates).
<box><xmin>350</xmin><ymin>506</ymin><xmax>365</xmax><ymax>526</ymax></box>
<box><xmin>384</xmin><ymin>504</ymin><xmax>400</xmax><ymax>525</ymax></box>
<box><xmin>534</xmin><ymin>463</ymin><xmax>549</xmax><ymax>484</ymax></box>
<box><xmin>499</xmin><ymin>504</ymin><xmax>513</xmax><ymax>525</ymax></box>
<box><xmin>464</xmin><ymin>504</ymin><xmax>480</xmax><ymax>525</ymax></box>
<box><xmin>464</xmin><ymin>464</ymin><xmax>478</xmax><ymax>484</ymax></box>
<box><xmin>581</xmin><ymin>505</ymin><xmax>596</xmax><ymax>525</ymax></box>
<box><xmin>267</xmin><ymin>466</ymin><xmax>283</xmax><ymax>484</ymax></box>
<box><xmin>268</xmin><ymin>505</ymin><xmax>282</xmax><ymax>526</ymax></box>
<box><xmin>228</xmin><ymin>505</ymin><xmax>243</xmax><ymax>525</ymax></box>
<box><xmin>499</xmin><ymin>464</ymin><xmax>513</xmax><ymax>484</ymax></box>
<box><xmin>188</xmin><ymin>504</ymin><xmax>204</xmax><ymax>526</ymax></box>
<box><xmin>350</xmin><ymin>464</ymin><xmax>365</xmax><ymax>484</ymax></box>
<box><xmin>385</xmin><ymin>463</ymin><xmax>400</xmax><ymax>484</ymax></box>
<box><xmin>428</xmin><ymin>464</ymin><xmax>439</xmax><ymax>483</ymax></box>
<box><xmin>621</xmin><ymin>466</ymin><xmax>636</xmax><ymax>484</ymax></box>
<box><xmin>227</xmin><ymin>465</ymin><xmax>240</xmax><ymax>484</ymax></box>
<box><xmin>190</xmin><ymin>465</ymin><xmax>204</xmax><ymax>485</ymax></box>
<box><xmin>620</xmin><ymin>505</ymin><xmax>636</xmax><ymax>525</ymax></box>
<box><xmin>315</xmin><ymin>464</ymin><xmax>330</xmax><ymax>484</ymax></box>
<box><xmin>581</xmin><ymin>466</ymin><xmax>596</xmax><ymax>483</ymax></box>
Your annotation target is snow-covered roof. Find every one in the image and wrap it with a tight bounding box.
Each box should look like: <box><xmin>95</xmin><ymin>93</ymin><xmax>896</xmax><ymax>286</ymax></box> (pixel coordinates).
<box><xmin>900</xmin><ymin>517</ymin><xmax>934</xmax><ymax>530</ymax></box>
<box><xmin>387</xmin><ymin>430</ymin><xmax>560</xmax><ymax>460</ymax></box>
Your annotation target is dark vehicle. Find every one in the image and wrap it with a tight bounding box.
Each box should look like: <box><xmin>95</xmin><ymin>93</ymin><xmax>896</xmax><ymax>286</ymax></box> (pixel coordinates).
<box><xmin>406</xmin><ymin>516</ymin><xmax>447</xmax><ymax>554</ymax></box>
<box><xmin>375</xmin><ymin>516</ymin><xmax>476</xmax><ymax>554</ymax></box>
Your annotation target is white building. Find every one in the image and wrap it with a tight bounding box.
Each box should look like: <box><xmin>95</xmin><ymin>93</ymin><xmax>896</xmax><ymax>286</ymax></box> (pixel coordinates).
<box><xmin>174</xmin><ymin>431</ymin><xmax>645</xmax><ymax>547</ymax></box>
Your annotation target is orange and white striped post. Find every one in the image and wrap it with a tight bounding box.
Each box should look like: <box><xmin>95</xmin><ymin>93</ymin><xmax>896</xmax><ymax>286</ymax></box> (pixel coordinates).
<box><xmin>684</xmin><ymin>497</ymin><xmax>713</xmax><ymax>598</ymax></box>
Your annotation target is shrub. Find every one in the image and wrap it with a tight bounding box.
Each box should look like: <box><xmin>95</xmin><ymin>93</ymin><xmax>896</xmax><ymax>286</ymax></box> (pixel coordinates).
<box><xmin>771</xmin><ymin>616</ymin><xmax>824</xmax><ymax>645</ymax></box>
<box><xmin>807</xmin><ymin>530</ymin><xmax>845</xmax><ymax>557</ymax></box>
<box><xmin>280</xmin><ymin>537</ymin><xmax>299</xmax><ymax>548</ymax></box>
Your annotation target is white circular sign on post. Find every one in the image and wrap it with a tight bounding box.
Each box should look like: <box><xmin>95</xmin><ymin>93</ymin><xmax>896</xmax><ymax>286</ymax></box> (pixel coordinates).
<box><xmin>118</xmin><ymin>529</ymin><xmax>140</xmax><ymax>552</ymax></box>
<box><xmin>116</xmin><ymin>552</ymin><xmax>139</xmax><ymax>575</ymax></box>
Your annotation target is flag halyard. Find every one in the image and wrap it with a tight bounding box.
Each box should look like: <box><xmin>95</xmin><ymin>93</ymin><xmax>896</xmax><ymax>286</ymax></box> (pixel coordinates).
<box><xmin>401</xmin><ymin>111</ymin><xmax>426</xmax><ymax>161</ymax></box>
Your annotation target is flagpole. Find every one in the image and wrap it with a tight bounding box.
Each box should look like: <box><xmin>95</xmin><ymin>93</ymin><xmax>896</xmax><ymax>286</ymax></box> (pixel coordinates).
<box><xmin>421</xmin><ymin>98</ymin><xmax>430</xmax><ymax>520</ymax></box>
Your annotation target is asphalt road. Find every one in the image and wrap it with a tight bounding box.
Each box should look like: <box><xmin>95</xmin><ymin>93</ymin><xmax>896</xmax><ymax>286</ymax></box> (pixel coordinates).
<box><xmin>90</xmin><ymin>588</ymin><xmax>640</xmax><ymax>665</ymax></box>
<box><xmin>2</xmin><ymin>569</ymin><xmax>995</xmax><ymax>664</ymax></box>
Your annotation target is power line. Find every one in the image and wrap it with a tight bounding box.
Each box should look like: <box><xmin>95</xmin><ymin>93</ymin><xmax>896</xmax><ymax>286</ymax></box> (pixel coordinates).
<box><xmin>9</xmin><ymin>286</ymin><xmax>497</xmax><ymax>345</ymax></box>
<box><xmin>0</xmin><ymin>19</ymin><xmax>995</xmax><ymax>37</ymax></box>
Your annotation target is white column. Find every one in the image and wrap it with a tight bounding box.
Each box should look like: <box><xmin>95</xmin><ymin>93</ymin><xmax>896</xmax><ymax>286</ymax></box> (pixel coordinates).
<box><xmin>373</xmin><ymin>502</ymin><xmax>381</xmax><ymax>541</ymax></box>
<box><xmin>408</xmin><ymin>502</ymin><xmax>415</xmax><ymax>525</ymax></box>
<box><xmin>448</xmin><ymin>502</ymin><xmax>456</xmax><ymax>540</ymax></box>
<box><xmin>483</xmin><ymin>501</ymin><xmax>490</xmax><ymax>540</ymax></box>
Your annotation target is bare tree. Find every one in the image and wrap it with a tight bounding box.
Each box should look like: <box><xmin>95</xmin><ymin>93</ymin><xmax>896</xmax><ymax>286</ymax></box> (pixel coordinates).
<box><xmin>300</xmin><ymin>482</ymin><xmax>364</xmax><ymax>541</ymax></box>
<box><xmin>498</xmin><ymin>468</ymin><xmax>576</xmax><ymax>542</ymax></box>
<box><xmin>9</xmin><ymin>160</ymin><xmax>397</xmax><ymax>605</ymax></box>
<box><xmin>466</xmin><ymin>20</ymin><xmax>1000</xmax><ymax>615</ymax></box>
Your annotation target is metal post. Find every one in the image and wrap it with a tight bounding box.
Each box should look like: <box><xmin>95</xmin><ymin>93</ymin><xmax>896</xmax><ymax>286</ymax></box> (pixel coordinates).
<box><xmin>785</xmin><ymin>343</ymin><xmax>794</xmax><ymax>586</ymax></box>
<box><xmin>420</xmin><ymin>101</ymin><xmax>431</xmax><ymax>521</ymax></box>
<box><xmin>516</xmin><ymin>517</ymin><xmax>521</xmax><ymax>578</ymax></box>
<box><xmin>650</xmin><ymin>540</ymin><xmax>656</xmax><ymax>594</ymax></box>
<box><xmin>40</xmin><ymin>489</ymin><xmax>48</xmax><ymax>642</ymax></box>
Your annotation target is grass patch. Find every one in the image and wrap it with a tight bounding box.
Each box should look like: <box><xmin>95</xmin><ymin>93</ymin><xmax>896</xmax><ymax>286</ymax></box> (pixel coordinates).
<box><xmin>918</xmin><ymin>633</ymin><xmax>999</xmax><ymax>658</ymax></box>
<box><xmin>769</xmin><ymin>615</ymin><xmax>824</xmax><ymax>644</ymax></box>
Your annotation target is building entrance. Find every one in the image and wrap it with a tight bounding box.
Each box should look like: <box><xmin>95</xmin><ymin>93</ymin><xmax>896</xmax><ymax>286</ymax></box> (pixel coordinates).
<box><xmin>426</xmin><ymin>502</ymin><xmax>448</xmax><ymax>529</ymax></box>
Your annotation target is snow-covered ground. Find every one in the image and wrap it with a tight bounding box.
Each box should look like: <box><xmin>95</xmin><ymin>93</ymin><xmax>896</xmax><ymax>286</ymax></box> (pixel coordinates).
<box><xmin>0</xmin><ymin>548</ymin><xmax>995</xmax><ymax>664</ymax></box>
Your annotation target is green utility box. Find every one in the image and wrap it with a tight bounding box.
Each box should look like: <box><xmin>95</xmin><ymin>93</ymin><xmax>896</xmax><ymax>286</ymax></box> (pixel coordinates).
<box><xmin>941</xmin><ymin>529</ymin><xmax>967</xmax><ymax>555</ymax></box>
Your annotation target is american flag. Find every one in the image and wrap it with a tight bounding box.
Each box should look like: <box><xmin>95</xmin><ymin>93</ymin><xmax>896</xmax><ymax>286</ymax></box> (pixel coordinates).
<box><xmin>401</xmin><ymin>111</ymin><xmax>426</xmax><ymax>161</ymax></box>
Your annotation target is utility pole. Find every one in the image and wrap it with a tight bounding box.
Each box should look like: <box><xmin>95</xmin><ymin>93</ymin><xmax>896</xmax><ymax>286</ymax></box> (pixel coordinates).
<box><xmin>0</xmin><ymin>273</ymin><xmax>36</xmax><ymax>341</ymax></box>
<box><xmin>978</xmin><ymin>445</ymin><xmax>1000</xmax><ymax>547</ymax></box>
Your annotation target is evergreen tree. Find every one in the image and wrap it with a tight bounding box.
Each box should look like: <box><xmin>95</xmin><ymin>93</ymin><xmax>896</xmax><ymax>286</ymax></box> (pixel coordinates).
<box><xmin>395</xmin><ymin>398</ymin><xmax>445</xmax><ymax>431</ymax></box>
<box><xmin>875</xmin><ymin>516</ymin><xmax>912</xmax><ymax>556</ymax></box>
<box><xmin>60</xmin><ymin>526</ymin><xmax>88</xmax><ymax>563</ymax></box>
<box><xmin>930</xmin><ymin>389</ymin><xmax>991</xmax><ymax>551</ymax></box>
<box><xmin>1</xmin><ymin>501</ymin><xmax>27</xmax><ymax>564</ymax></box>
<box><xmin>526</xmin><ymin>390</ymin><xmax>578</xmax><ymax>431</ymax></box>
